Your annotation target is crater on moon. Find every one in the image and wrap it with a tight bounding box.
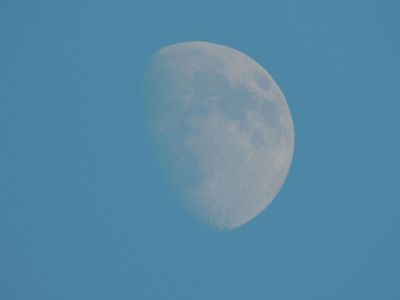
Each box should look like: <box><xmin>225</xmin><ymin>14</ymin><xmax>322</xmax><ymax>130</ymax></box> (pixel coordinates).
<box><xmin>145</xmin><ymin>41</ymin><xmax>294</xmax><ymax>230</ymax></box>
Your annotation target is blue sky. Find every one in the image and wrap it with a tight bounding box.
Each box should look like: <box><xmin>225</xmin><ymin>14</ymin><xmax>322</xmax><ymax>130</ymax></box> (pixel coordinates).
<box><xmin>1</xmin><ymin>1</ymin><xmax>399</xmax><ymax>299</ymax></box>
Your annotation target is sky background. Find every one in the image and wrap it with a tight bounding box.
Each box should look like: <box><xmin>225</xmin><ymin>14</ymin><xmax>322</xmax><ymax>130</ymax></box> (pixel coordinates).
<box><xmin>1</xmin><ymin>0</ymin><xmax>399</xmax><ymax>299</ymax></box>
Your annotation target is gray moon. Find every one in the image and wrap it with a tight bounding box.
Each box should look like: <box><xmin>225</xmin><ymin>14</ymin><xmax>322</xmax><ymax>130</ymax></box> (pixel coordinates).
<box><xmin>145</xmin><ymin>41</ymin><xmax>294</xmax><ymax>230</ymax></box>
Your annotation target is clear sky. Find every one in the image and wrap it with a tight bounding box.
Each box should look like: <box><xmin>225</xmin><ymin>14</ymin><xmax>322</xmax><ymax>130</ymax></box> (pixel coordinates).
<box><xmin>1</xmin><ymin>1</ymin><xmax>399</xmax><ymax>299</ymax></box>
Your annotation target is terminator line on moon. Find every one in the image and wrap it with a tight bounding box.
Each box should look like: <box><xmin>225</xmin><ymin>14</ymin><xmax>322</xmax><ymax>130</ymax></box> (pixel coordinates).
<box><xmin>145</xmin><ymin>41</ymin><xmax>294</xmax><ymax>230</ymax></box>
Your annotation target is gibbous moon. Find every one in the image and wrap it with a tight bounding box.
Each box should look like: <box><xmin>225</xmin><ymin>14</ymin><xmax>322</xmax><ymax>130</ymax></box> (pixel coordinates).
<box><xmin>145</xmin><ymin>41</ymin><xmax>294</xmax><ymax>230</ymax></box>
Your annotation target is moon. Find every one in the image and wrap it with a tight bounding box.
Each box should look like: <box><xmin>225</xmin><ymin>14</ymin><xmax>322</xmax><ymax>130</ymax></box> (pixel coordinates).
<box><xmin>145</xmin><ymin>41</ymin><xmax>294</xmax><ymax>230</ymax></box>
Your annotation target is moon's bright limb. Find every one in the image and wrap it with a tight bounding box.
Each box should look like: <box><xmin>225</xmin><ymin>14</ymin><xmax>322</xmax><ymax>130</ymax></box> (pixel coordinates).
<box><xmin>145</xmin><ymin>41</ymin><xmax>294</xmax><ymax>230</ymax></box>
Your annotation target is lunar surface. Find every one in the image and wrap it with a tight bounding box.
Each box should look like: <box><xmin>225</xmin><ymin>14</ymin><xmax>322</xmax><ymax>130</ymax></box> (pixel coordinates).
<box><xmin>145</xmin><ymin>41</ymin><xmax>294</xmax><ymax>230</ymax></box>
